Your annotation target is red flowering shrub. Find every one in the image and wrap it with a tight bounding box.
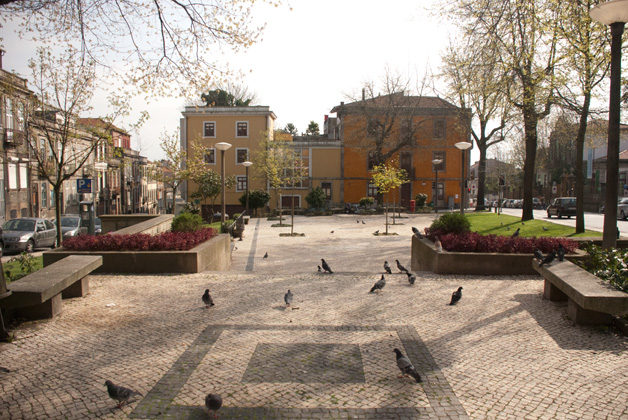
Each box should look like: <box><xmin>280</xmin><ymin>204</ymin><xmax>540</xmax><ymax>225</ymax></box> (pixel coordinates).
<box><xmin>62</xmin><ymin>228</ymin><xmax>217</xmax><ymax>251</ymax></box>
<box><xmin>426</xmin><ymin>230</ymin><xmax>578</xmax><ymax>254</ymax></box>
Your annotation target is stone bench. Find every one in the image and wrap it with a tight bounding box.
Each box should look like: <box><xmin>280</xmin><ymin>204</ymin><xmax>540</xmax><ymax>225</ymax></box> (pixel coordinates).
<box><xmin>533</xmin><ymin>259</ymin><xmax>628</xmax><ymax>325</ymax></box>
<box><xmin>1</xmin><ymin>255</ymin><xmax>102</xmax><ymax>320</ymax></box>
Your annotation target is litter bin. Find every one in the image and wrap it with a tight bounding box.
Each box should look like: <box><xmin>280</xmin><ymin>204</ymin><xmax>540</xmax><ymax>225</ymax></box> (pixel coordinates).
<box><xmin>410</xmin><ymin>200</ymin><xmax>416</xmax><ymax>212</ymax></box>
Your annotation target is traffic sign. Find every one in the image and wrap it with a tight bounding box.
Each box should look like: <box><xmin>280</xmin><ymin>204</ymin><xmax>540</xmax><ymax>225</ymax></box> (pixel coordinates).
<box><xmin>77</xmin><ymin>178</ymin><xmax>92</xmax><ymax>193</ymax></box>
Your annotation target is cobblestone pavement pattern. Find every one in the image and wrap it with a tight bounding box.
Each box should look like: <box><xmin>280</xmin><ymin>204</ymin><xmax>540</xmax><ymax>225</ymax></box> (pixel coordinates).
<box><xmin>1</xmin><ymin>214</ymin><xmax>628</xmax><ymax>419</ymax></box>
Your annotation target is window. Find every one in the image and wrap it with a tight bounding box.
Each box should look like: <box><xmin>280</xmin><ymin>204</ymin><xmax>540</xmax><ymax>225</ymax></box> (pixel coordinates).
<box><xmin>368</xmin><ymin>182</ymin><xmax>378</xmax><ymax>197</ymax></box>
<box><xmin>8</xmin><ymin>163</ymin><xmax>16</xmax><ymax>189</ymax></box>
<box><xmin>236</xmin><ymin>148</ymin><xmax>249</xmax><ymax>164</ymax></box>
<box><xmin>41</xmin><ymin>182</ymin><xmax>48</xmax><ymax>207</ymax></box>
<box><xmin>432</xmin><ymin>151</ymin><xmax>446</xmax><ymax>172</ymax></box>
<box><xmin>433</xmin><ymin>119</ymin><xmax>446</xmax><ymax>139</ymax></box>
<box><xmin>236</xmin><ymin>175</ymin><xmax>247</xmax><ymax>192</ymax></box>
<box><xmin>236</xmin><ymin>121</ymin><xmax>248</xmax><ymax>137</ymax></box>
<box><xmin>204</xmin><ymin>148</ymin><xmax>216</xmax><ymax>164</ymax></box>
<box><xmin>5</xmin><ymin>98</ymin><xmax>13</xmax><ymax>141</ymax></box>
<box><xmin>321</xmin><ymin>182</ymin><xmax>332</xmax><ymax>200</ymax></box>
<box><xmin>203</xmin><ymin>122</ymin><xmax>216</xmax><ymax>138</ymax></box>
<box><xmin>40</xmin><ymin>138</ymin><xmax>46</xmax><ymax>159</ymax></box>
<box><xmin>19</xmin><ymin>164</ymin><xmax>27</xmax><ymax>189</ymax></box>
<box><xmin>432</xmin><ymin>182</ymin><xmax>444</xmax><ymax>200</ymax></box>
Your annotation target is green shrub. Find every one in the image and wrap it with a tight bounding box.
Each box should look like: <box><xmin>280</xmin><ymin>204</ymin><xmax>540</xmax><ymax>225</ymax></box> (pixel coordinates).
<box><xmin>171</xmin><ymin>211</ymin><xmax>204</xmax><ymax>232</ymax></box>
<box><xmin>182</xmin><ymin>201</ymin><xmax>200</xmax><ymax>215</ymax></box>
<box><xmin>415</xmin><ymin>193</ymin><xmax>428</xmax><ymax>207</ymax></box>
<box><xmin>305</xmin><ymin>187</ymin><xmax>327</xmax><ymax>209</ymax></box>
<box><xmin>578</xmin><ymin>243</ymin><xmax>628</xmax><ymax>293</ymax></box>
<box><xmin>359</xmin><ymin>196</ymin><xmax>375</xmax><ymax>207</ymax></box>
<box><xmin>428</xmin><ymin>213</ymin><xmax>471</xmax><ymax>235</ymax></box>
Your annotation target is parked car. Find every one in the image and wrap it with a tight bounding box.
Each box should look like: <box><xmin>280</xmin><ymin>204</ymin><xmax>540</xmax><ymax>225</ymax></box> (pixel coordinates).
<box><xmin>616</xmin><ymin>198</ymin><xmax>628</xmax><ymax>220</ymax></box>
<box><xmin>547</xmin><ymin>197</ymin><xmax>577</xmax><ymax>219</ymax></box>
<box><xmin>2</xmin><ymin>217</ymin><xmax>57</xmax><ymax>253</ymax></box>
<box><xmin>0</xmin><ymin>226</ymin><xmax>5</xmax><ymax>257</ymax></box>
<box><xmin>94</xmin><ymin>217</ymin><xmax>102</xmax><ymax>234</ymax></box>
<box><xmin>60</xmin><ymin>214</ymin><xmax>88</xmax><ymax>239</ymax></box>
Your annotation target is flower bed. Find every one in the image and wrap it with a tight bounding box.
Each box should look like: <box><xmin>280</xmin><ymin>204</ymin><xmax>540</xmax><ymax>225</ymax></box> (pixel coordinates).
<box><xmin>62</xmin><ymin>228</ymin><xmax>216</xmax><ymax>251</ymax></box>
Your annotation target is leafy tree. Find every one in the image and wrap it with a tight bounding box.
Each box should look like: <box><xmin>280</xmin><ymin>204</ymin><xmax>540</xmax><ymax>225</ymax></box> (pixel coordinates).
<box><xmin>200</xmin><ymin>89</ymin><xmax>254</xmax><ymax>107</ymax></box>
<box><xmin>284</xmin><ymin>123</ymin><xmax>298</xmax><ymax>135</ymax></box>
<box><xmin>305</xmin><ymin>187</ymin><xmax>326</xmax><ymax>209</ymax></box>
<box><xmin>371</xmin><ymin>160</ymin><xmax>408</xmax><ymax>234</ymax></box>
<box><xmin>190</xmin><ymin>169</ymin><xmax>235</xmax><ymax>221</ymax></box>
<box><xmin>3</xmin><ymin>0</ymin><xmax>281</xmax><ymax>97</ymax></box>
<box><xmin>238</xmin><ymin>189</ymin><xmax>270</xmax><ymax>217</ymax></box>
<box><xmin>305</xmin><ymin>121</ymin><xmax>320</xmax><ymax>136</ymax></box>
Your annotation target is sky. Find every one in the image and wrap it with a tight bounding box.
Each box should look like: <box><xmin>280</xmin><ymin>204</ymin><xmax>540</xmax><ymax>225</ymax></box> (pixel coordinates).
<box><xmin>2</xmin><ymin>0</ymin><xmax>477</xmax><ymax>162</ymax></box>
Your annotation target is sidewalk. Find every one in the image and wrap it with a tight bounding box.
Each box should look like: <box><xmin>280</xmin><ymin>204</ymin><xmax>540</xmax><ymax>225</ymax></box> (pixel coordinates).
<box><xmin>1</xmin><ymin>214</ymin><xmax>628</xmax><ymax>419</ymax></box>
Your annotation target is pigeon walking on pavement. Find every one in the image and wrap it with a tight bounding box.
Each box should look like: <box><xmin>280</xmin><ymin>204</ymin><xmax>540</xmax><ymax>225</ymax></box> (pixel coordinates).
<box><xmin>557</xmin><ymin>244</ymin><xmax>566</xmax><ymax>261</ymax></box>
<box><xmin>205</xmin><ymin>393</ymin><xmax>223</xmax><ymax>419</ymax></box>
<box><xmin>393</xmin><ymin>348</ymin><xmax>422</xmax><ymax>383</ymax></box>
<box><xmin>105</xmin><ymin>380</ymin><xmax>143</xmax><ymax>408</ymax></box>
<box><xmin>202</xmin><ymin>289</ymin><xmax>215</xmax><ymax>308</ymax></box>
<box><xmin>449</xmin><ymin>287</ymin><xmax>463</xmax><ymax>305</ymax></box>
<box><xmin>511</xmin><ymin>227</ymin><xmax>520</xmax><ymax>238</ymax></box>
<box><xmin>412</xmin><ymin>226</ymin><xmax>424</xmax><ymax>239</ymax></box>
<box><xmin>396</xmin><ymin>259</ymin><xmax>409</xmax><ymax>273</ymax></box>
<box><xmin>370</xmin><ymin>274</ymin><xmax>386</xmax><ymax>293</ymax></box>
<box><xmin>263</xmin><ymin>252</ymin><xmax>268</xmax><ymax>259</ymax></box>
<box><xmin>284</xmin><ymin>290</ymin><xmax>293</xmax><ymax>307</ymax></box>
<box><xmin>321</xmin><ymin>259</ymin><xmax>333</xmax><ymax>273</ymax></box>
<box><xmin>384</xmin><ymin>261</ymin><xmax>392</xmax><ymax>274</ymax></box>
<box><xmin>317</xmin><ymin>265</ymin><xmax>322</xmax><ymax>272</ymax></box>
<box><xmin>406</xmin><ymin>272</ymin><xmax>416</xmax><ymax>285</ymax></box>
<box><xmin>539</xmin><ymin>251</ymin><xmax>556</xmax><ymax>267</ymax></box>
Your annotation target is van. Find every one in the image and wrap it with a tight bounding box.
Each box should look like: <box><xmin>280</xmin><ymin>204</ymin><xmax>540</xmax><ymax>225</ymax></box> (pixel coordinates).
<box><xmin>547</xmin><ymin>197</ymin><xmax>576</xmax><ymax>219</ymax></box>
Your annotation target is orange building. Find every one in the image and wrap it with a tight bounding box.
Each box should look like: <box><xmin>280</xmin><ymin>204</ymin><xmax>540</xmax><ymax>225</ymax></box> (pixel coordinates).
<box><xmin>330</xmin><ymin>93</ymin><xmax>472</xmax><ymax>209</ymax></box>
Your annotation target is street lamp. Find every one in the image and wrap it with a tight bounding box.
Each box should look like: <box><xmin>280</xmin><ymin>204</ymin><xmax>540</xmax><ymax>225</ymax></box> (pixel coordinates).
<box><xmin>590</xmin><ymin>0</ymin><xmax>628</xmax><ymax>248</ymax></box>
<box><xmin>455</xmin><ymin>141</ymin><xmax>473</xmax><ymax>214</ymax></box>
<box><xmin>215</xmin><ymin>142</ymin><xmax>232</xmax><ymax>224</ymax></box>
<box><xmin>432</xmin><ymin>158</ymin><xmax>443</xmax><ymax>213</ymax></box>
<box><xmin>242</xmin><ymin>161</ymin><xmax>253</xmax><ymax>217</ymax></box>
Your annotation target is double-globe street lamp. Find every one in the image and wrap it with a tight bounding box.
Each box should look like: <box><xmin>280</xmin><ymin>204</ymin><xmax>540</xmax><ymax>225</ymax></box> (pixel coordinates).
<box><xmin>432</xmin><ymin>158</ymin><xmax>443</xmax><ymax>213</ymax></box>
<box><xmin>590</xmin><ymin>0</ymin><xmax>628</xmax><ymax>248</ymax></box>
<box><xmin>215</xmin><ymin>142</ymin><xmax>232</xmax><ymax>224</ymax></box>
<box><xmin>455</xmin><ymin>141</ymin><xmax>473</xmax><ymax>214</ymax></box>
<box><xmin>242</xmin><ymin>161</ymin><xmax>253</xmax><ymax>217</ymax></box>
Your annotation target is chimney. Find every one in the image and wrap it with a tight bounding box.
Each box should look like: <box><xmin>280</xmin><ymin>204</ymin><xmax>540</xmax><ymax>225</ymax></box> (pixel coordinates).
<box><xmin>0</xmin><ymin>49</ymin><xmax>5</xmax><ymax>70</ymax></box>
<box><xmin>324</xmin><ymin>115</ymin><xmax>328</xmax><ymax>122</ymax></box>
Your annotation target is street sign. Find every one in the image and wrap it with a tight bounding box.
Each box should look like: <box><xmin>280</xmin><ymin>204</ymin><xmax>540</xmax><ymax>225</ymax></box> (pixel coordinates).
<box><xmin>77</xmin><ymin>178</ymin><xmax>92</xmax><ymax>194</ymax></box>
<box><xmin>552</xmin><ymin>186</ymin><xmax>557</xmax><ymax>194</ymax></box>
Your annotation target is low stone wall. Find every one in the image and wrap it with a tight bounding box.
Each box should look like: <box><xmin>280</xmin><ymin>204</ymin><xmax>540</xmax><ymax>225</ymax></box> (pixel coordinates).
<box><xmin>99</xmin><ymin>214</ymin><xmax>173</xmax><ymax>235</ymax></box>
<box><xmin>43</xmin><ymin>234</ymin><xmax>231</xmax><ymax>273</ymax></box>
<box><xmin>411</xmin><ymin>235</ymin><xmax>587</xmax><ymax>275</ymax></box>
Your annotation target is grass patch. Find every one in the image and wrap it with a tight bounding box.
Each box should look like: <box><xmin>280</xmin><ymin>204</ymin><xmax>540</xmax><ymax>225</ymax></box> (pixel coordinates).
<box><xmin>279</xmin><ymin>233</ymin><xmax>305</xmax><ymax>237</ymax></box>
<box><xmin>464</xmin><ymin>213</ymin><xmax>602</xmax><ymax>237</ymax></box>
<box><xmin>3</xmin><ymin>255</ymin><xmax>44</xmax><ymax>284</ymax></box>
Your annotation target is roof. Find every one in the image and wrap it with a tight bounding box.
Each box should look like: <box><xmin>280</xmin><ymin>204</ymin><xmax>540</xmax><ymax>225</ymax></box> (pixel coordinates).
<box><xmin>78</xmin><ymin>118</ymin><xmax>129</xmax><ymax>135</ymax></box>
<box><xmin>330</xmin><ymin>93</ymin><xmax>460</xmax><ymax>114</ymax></box>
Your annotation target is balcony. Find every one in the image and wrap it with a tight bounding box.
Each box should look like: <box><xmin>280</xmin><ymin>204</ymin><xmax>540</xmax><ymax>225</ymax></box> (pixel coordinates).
<box><xmin>4</xmin><ymin>128</ymin><xmax>24</xmax><ymax>147</ymax></box>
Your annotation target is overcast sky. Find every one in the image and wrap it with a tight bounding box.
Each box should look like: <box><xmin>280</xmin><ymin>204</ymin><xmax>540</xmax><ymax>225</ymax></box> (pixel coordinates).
<box><xmin>3</xmin><ymin>0</ymin><xmax>482</xmax><ymax>162</ymax></box>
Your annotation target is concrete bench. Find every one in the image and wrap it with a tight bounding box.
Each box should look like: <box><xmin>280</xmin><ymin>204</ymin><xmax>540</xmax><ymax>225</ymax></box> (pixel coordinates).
<box><xmin>1</xmin><ymin>255</ymin><xmax>102</xmax><ymax>320</ymax></box>
<box><xmin>533</xmin><ymin>259</ymin><xmax>628</xmax><ymax>325</ymax></box>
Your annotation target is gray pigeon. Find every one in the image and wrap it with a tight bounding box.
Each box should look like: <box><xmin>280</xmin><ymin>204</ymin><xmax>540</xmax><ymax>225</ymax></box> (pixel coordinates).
<box><xmin>370</xmin><ymin>274</ymin><xmax>386</xmax><ymax>293</ymax></box>
<box><xmin>511</xmin><ymin>227</ymin><xmax>520</xmax><ymax>238</ymax></box>
<box><xmin>362</xmin><ymin>220</ymin><xmax>366</xmax><ymax>224</ymax></box>
<box><xmin>533</xmin><ymin>249</ymin><xmax>543</xmax><ymax>263</ymax></box>
<box><xmin>205</xmin><ymin>393</ymin><xmax>222</xmax><ymax>418</ymax></box>
<box><xmin>384</xmin><ymin>261</ymin><xmax>392</xmax><ymax>274</ymax></box>
<box><xmin>202</xmin><ymin>289</ymin><xmax>214</xmax><ymax>308</ymax></box>
<box><xmin>263</xmin><ymin>252</ymin><xmax>268</xmax><ymax>259</ymax></box>
<box><xmin>412</xmin><ymin>226</ymin><xmax>423</xmax><ymax>238</ymax></box>
<box><xmin>542</xmin><ymin>226</ymin><xmax>549</xmax><ymax>231</ymax></box>
<box><xmin>105</xmin><ymin>380</ymin><xmax>142</xmax><ymax>408</ymax></box>
<box><xmin>539</xmin><ymin>250</ymin><xmax>556</xmax><ymax>267</ymax></box>
<box><xmin>449</xmin><ymin>287</ymin><xmax>463</xmax><ymax>305</ymax></box>
<box><xmin>321</xmin><ymin>259</ymin><xmax>333</xmax><ymax>273</ymax></box>
<box><xmin>406</xmin><ymin>272</ymin><xmax>416</xmax><ymax>285</ymax></box>
<box><xmin>556</xmin><ymin>244</ymin><xmax>566</xmax><ymax>261</ymax></box>
<box><xmin>393</xmin><ymin>348</ymin><xmax>422</xmax><ymax>383</ymax></box>
<box><xmin>284</xmin><ymin>289</ymin><xmax>293</xmax><ymax>306</ymax></box>
<box><xmin>317</xmin><ymin>265</ymin><xmax>322</xmax><ymax>272</ymax></box>
<box><xmin>396</xmin><ymin>259</ymin><xmax>409</xmax><ymax>273</ymax></box>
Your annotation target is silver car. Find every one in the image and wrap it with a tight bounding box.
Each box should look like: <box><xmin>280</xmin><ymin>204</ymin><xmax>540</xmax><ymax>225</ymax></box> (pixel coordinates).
<box><xmin>60</xmin><ymin>215</ymin><xmax>87</xmax><ymax>238</ymax></box>
<box><xmin>2</xmin><ymin>217</ymin><xmax>57</xmax><ymax>253</ymax></box>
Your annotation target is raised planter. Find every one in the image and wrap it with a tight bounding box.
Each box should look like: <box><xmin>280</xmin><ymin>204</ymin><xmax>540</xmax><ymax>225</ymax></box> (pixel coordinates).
<box><xmin>411</xmin><ymin>235</ymin><xmax>587</xmax><ymax>275</ymax></box>
<box><xmin>43</xmin><ymin>234</ymin><xmax>231</xmax><ymax>274</ymax></box>
<box><xmin>99</xmin><ymin>214</ymin><xmax>173</xmax><ymax>236</ymax></box>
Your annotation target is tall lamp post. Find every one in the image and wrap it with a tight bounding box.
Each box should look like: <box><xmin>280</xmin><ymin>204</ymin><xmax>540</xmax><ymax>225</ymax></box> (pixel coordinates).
<box><xmin>432</xmin><ymin>158</ymin><xmax>443</xmax><ymax>213</ymax></box>
<box><xmin>215</xmin><ymin>142</ymin><xmax>232</xmax><ymax>224</ymax></box>
<box><xmin>242</xmin><ymin>161</ymin><xmax>253</xmax><ymax>216</ymax></box>
<box><xmin>455</xmin><ymin>142</ymin><xmax>473</xmax><ymax>214</ymax></box>
<box><xmin>591</xmin><ymin>0</ymin><xmax>628</xmax><ymax>248</ymax></box>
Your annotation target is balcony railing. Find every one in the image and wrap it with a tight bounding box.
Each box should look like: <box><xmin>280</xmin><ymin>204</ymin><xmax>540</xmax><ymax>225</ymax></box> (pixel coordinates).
<box><xmin>4</xmin><ymin>128</ymin><xmax>24</xmax><ymax>146</ymax></box>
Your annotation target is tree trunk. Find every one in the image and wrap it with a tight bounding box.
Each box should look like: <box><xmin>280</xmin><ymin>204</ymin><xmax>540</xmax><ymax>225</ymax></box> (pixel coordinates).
<box><xmin>54</xmin><ymin>184</ymin><xmax>63</xmax><ymax>247</ymax></box>
<box><xmin>291</xmin><ymin>195</ymin><xmax>295</xmax><ymax>235</ymax></box>
<box><xmin>385</xmin><ymin>203</ymin><xmax>389</xmax><ymax>235</ymax></box>
<box><xmin>522</xmin><ymin>104</ymin><xmax>539</xmax><ymax>221</ymax></box>
<box><xmin>476</xmin><ymin>145</ymin><xmax>488</xmax><ymax>212</ymax></box>
<box><xmin>575</xmin><ymin>93</ymin><xmax>591</xmax><ymax>234</ymax></box>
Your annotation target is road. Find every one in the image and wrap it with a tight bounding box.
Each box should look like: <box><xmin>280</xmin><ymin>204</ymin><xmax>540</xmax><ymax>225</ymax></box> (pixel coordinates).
<box><xmin>498</xmin><ymin>207</ymin><xmax>611</xmax><ymax>233</ymax></box>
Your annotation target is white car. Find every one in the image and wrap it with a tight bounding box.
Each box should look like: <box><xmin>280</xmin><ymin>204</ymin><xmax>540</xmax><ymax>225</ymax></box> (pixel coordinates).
<box><xmin>618</xmin><ymin>198</ymin><xmax>628</xmax><ymax>220</ymax></box>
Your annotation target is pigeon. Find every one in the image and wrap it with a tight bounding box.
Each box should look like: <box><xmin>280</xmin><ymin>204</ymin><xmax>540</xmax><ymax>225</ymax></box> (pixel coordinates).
<box><xmin>205</xmin><ymin>393</ymin><xmax>223</xmax><ymax>419</ymax></box>
<box><xmin>542</xmin><ymin>226</ymin><xmax>549</xmax><ymax>231</ymax></box>
<box><xmin>263</xmin><ymin>252</ymin><xmax>268</xmax><ymax>259</ymax></box>
<box><xmin>362</xmin><ymin>220</ymin><xmax>366</xmax><ymax>224</ymax></box>
<box><xmin>511</xmin><ymin>227</ymin><xmax>520</xmax><ymax>238</ymax></box>
<box><xmin>284</xmin><ymin>289</ymin><xmax>293</xmax><ymax>306</ymax></box>
<box><xmin>330</xmin><ymin>230</ymin><xmax>334</xmax><ymax>234</ymax></box>
<box><xmin>374</xmin><ymin>230</ymin><xmax>380</xmax><ymax>234</ymax></box>
<box><xmin>522</xmin><ymin>222</ymin><xmax>525</xmax><ymax>225</ymax></box>
<box><xmin>396</xmin><ymin>259</ymin><xmax>409</xmax><ymax>273</ymax></box>
<box><xmin>506</xmin><ymin>226</ymin><xmax>510</xmax><ymax>230</ymax></box>
<box><xmin>539</xmin><ymin>251</ymin><xmax>556</xmax><ymax>267</ymax></box>
<box><xmin>501</xmin><ymin>221</ymin><xmax>504</xmax><ymax>226</ymax></box>
<box><xmin>393</xmin><ymin>348</ymin><xmax>422</xmax><ymax>383</ymax></box>
<box><xmin>357</xmin><ymin>220</ymin><xmax>360</xmax><ymax>223</ymax></box>
<box><xmin>321</xmin><ymin>259</ymin><xmax>333</xmax><ymax>273</ymax></box>
<box><xmin>370</xmin><ymin>274</ymin><xmax>386</xmax><ymax>293</ymax></box>
<box><xmin>412</xmin><ymin>226</ymin><xmax>424</xmax><ymax>238</ymax></box>
<box><xmin>406</xmin><ymin>272</ymin><xmax>416</xmax><ymax>285</ymax></box>
<box><xmin>556</xmin><ymin>244</ymin><xmax>566</xmax><ymax>262</ymax></box>
<box><xmin>202</xmin><ymin>289</ymin><xmax>215</xmax><ymax>308</ymax></box>
<box><xmin>434</xmin><ymin>237</ymin><xmax>443</xmax><ymax>252</ymax></box>
<box><xmin>449</xmin><ymin>287</ymin><xmax>463</xmax><ymax>305</ymax></box>
<box><xmin>105</xmin><ymin>380</ymin><xmax>143</xmax><ymax>408</ymax></box>
<box><xmin>317</xmin><ymin>265</ymin><xmax>322</xmax><ymax>272</ymax></box>
<box><xmin>533</xmin><ymin>249</ymin><xmax>544</xmax><ymax>262</ymax></box>
<box><xmin>384</xmin><ymin>261</ymin><xmax>392</xmax><ymax>274</ymax></box>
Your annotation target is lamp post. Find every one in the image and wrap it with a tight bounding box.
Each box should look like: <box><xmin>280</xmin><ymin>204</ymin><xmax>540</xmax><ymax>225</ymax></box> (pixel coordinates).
<box><xmin>432</xmin><ymin>158</ymin><xmax>443</xmax><ymax>213</ymax></box>
<box><xmin>215</xmin><ymin>142</ymin><xmax>232</xmax><ymax>224</ymax></box>
<box><xmin>455</xmin><ymin>142</ymin><xmax>473</xmax><ymax>214</ymax></box>
<box><xmin>242</xmin><ymin>161</ymin><xmax>253</xmax><ymax>216</ymax></box>
<box><xmin>590</xmin><ymin>0</ymin><xmax>628</xmax><ymax>248</ymax></box>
